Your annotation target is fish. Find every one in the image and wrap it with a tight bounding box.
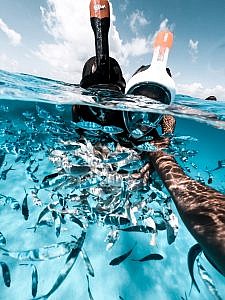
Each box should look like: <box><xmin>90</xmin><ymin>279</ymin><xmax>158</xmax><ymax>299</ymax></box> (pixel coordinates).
<box><xmin>79</xmin><ymin>176</ymin><xmax>105</xmax><ymax>189</ymax></box>
<box><xmin>211</xmin><ymin>160</ymin><xmax>225</xmax><ymax>172</ymax></box>
<box><xmin>119</xmin><ymin>160</ymin><xmax>145</xmax><ymax>173</ymax></box>
<box><xmin>81</xmin><ymin>249</ymin><xmax>95</xmax><ymax>277</ymax></box>
<box><xmin>6</xmin><ymin>196</ymin><xmax>20</xmax><ymax>210</ymax></box>
<box><xmin>109</xmin><ymin>244</ymin><xmax>136</xmax><ymax>266</ymax></box>
<box><xmin>187</xmin><ymin>243</ymin><xmax>202</xmax><ymax>293</ymax></box>
<box><xmin>51</xmin><ymin>211</ymin><xmax>61</xmax><ymax>238</ymax></box>
<box><xmin>35</xmin><ymin>205</ymin><xmax>51</xmax><ymax>229</ymax></box>
<box><xmin>31</xmin><ymin>264</ymin><xmax>38</xmax><ymax>298</ymax></box>
<box><xmin>120</xmin><ymin>225</ymin><xmax>155</xmax><ymax>233</ymax></box>
<box><xmin>0</xmin><ymin>240</ymin><xmax>77</xmax><ymax>261</ymax></box>
<box><xmin>132</xmin><ymin>253</ymin><xmax>163</xmax><ymax>262</ymax></box>
<box><xmin>31</xmin><ymin>189</ymin><xmax>43</xmax><ymax>206</ymax></box>
<box><xmin>63</xmin><ymin>164</ymin><xmax>91</xmax><ymax>177</ymax></box>
<box><xmin>166</xmin><ymin>215</ymin><xmax>179</xmax><ymax>245</ymax></box>
<box><xmin>0</xmin><ymin>165</ymin><xmax>15</xmax><ymax>180</ymax></box>
<box><xmin>22</xmin><ymin>189</ymin><xmax>29</xmax><ymax>221</ymax></box>
<box><xmin>105</xmin><ymin>230</ymin><xmax>119</xmax><ymax>251</ymax></box>
<box><xmin>0</xmin><ymin>232</ymin><xmax>6</xmax><ymax>245</ymax></box>
<box><xmin>0</xmin><ymin>261</ymin><xmax>11</xmax><ymax>287</ymax></box>
<box><xmin>196</xmin><ymin>258</ymin><xmax>223</xmax><ymax>300</ymax></box>
<box><xmin>103</xmin><ymin>152</ymin><xmax>129</xmax><ymax>164</ymax></box>
<box><xmin>143</xmin><ymin>217</ymin><xmax>157</xmax><ymax>246</ymax></box>
<box><xmin>172</xmin><ymin>136</ymin><xmax>198</xmax><ymax>143</ymax></box>
<box><xmin>135</xmin><ymin>142</ymin><xmax>158</xmax><ymax>152</ymax></box>
<box><xmin>103</xmin><ymin>215</ymin><xmax>130</xmax><ymax>226</ymax></box>
<box><xmin>40</xmin><ymin>174</ymin><xmax>68</xmax><ymax>189</ymax></box>
<box><xmin>86</xmin><ymin>275</ymin><xmax>94</xmax><ymax>300</ymax></box>
<box><xmin>102</xmin><ymin>126</ymin><xmax>124</xmax><ymax>134</ymax></box>
<box><xmin>76</xmin><ymin>121</ymin><xmax>102</xmax><ymax>131</ymax></box>
<box><xmin>33</xmin><ymin>231</ymin><xmax>86</xmax><ymax>299</ymax></box>
<box><xmin>0</xmin><ymin>151</ymin><xmax>6</xmax><ymax>169</ymax></box>
<box><xmin>69</xmin><ymin>215</ymin><xmax>84</xmax><ymax>228</ymax></box>
<box><xmin>42</xmin><ymin>172</ymin><xmax>59</xmax><ymax>183</ymax></box>
<box><xmin>26</xmin><ymin>160</ymin><xmax>35</xmax><ymax>174</ymax></box>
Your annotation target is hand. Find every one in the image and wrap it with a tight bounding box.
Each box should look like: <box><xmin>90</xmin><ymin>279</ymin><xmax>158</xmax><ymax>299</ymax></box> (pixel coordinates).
<box><xmin>132</xmin><ymin>137</ymin><xmax>171</xmax><ymax>183</ymax></box>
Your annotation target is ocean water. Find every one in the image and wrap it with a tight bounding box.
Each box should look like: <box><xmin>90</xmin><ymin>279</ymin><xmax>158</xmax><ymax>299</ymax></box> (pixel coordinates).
<box><xmin>0</xmin><ymin>69</ymin><xmax>225</xmax><ymax>300</ymax></box>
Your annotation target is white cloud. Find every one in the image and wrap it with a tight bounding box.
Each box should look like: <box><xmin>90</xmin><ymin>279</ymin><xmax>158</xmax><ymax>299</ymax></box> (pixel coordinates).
<box><xmin>0</xmin><ymin>53</ymin><xmax>19</xmax><ymax>71</ymax></box>
<box><xmin>37</xmin><ymin>0</ymin><xmax>152</xmax><ymax>83</ymax></box>
<box><xmin>188</xmin><ymin>39</ymin><xmax>199</xmax><ymax>62</ymax></box>
<box><xmin>177</xmin><ymin>82</ymin><xmax>225</xmax><ymax>100</ymax></box>
<box><xmin>0</xmin><ymin>18</ymin><xmax>22</xmax><ymax>46</ymax></box>
<box><xmin>129</xmin><ymin>10</ymin><xmax>150</xmax><ymax>34</ymax></box>
<box><xmin>123</xmin><ymin>37</ymin><xmax>151</xmax><ymax>57</ymax></box>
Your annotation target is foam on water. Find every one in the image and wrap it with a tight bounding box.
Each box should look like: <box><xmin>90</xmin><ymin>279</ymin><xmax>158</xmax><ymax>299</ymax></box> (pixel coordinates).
<box><xmin>0</xmin><ymin>70</ymin><xmax>225</xmax><ymax>300</ymax></box>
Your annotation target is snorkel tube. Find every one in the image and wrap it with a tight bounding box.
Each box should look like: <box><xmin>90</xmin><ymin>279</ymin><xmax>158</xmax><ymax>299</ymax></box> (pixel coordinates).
<box><xmin>124</xmin><ymin>31</ymin><xmax>176</xmax><ymax>139</ymax></box>
<box><xmin>90</xmin><ymin>0</ymin><xmax>110</xmax><ymax>82</ymax></box>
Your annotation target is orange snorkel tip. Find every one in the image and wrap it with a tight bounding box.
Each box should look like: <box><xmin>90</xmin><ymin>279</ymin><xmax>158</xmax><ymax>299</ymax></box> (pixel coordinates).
<box><xmin>90</xmin><ymin>0</ymin><xmax>110</xmax><ymax>19</ymax></box>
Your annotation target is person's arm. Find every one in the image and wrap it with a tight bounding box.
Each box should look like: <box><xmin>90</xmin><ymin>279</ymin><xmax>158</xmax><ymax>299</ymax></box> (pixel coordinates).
<box><xmin>148</xmin><ymin>149</ymin><xmax>225</xmax><ymax>276</ymax></box>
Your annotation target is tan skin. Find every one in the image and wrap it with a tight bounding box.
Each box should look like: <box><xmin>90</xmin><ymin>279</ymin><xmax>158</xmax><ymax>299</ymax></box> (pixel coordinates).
<box><xmin>142</xmin><ymin>112</ymin><xmax>225</xmax><ymax>277</ymax></box>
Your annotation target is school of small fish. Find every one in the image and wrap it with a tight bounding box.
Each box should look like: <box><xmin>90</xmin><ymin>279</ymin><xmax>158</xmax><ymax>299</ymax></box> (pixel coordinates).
<box><xmin>0</xmin><ymin>103</ymin><xmax>223</xmax><ymax>299</ymax></box>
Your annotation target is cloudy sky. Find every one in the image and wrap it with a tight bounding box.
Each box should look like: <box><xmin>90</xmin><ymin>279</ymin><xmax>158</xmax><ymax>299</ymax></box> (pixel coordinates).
<box><xmin>0</xmin><ymin>0</ymin><xmax>225</xmax><ymax>99</ymax></box>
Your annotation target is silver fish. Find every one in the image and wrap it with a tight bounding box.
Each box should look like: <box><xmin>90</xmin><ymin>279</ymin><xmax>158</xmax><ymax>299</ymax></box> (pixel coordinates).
<box><xmin>188</xmin><ymin>243</ymin><xmax>202</xmax><ymax>293</ymax></box>
<box><xmin>211</xmin><ymin>160</ymin><xmax>225</xmax><ymax>171</ymax></box>
<box><xmin>0</xmin><ymin>240</ymin><xmax>77</xmax><ymax>261</ymax></box>
<box><xmin>51</xmin><ymin>211</ymin><xmax>61</xmax><ymax>238</ymax></box>
<box><xmin>0</xmin><ymin>261</ymin><xmax>11</xmax><ymax>287</ymax></box>
<box><xmin>31</xmin><ymin>264</ymin><xmax>38</xmax><ymax>298</ymax></box>
<box><xmin>76</xmin><ymin>121</ymin><xmax>102</xmax><ymax>131</ymax></box>
<box><xmin>119</xmin><ymin>160</ymin><xmax>145</xmax><ymax>172</ymax></box>
<box><xmin>166</xmin><ymin>213</ymin><xmax>179</xmax><ymax>245</ymax></box>
<box><xmin>197</xmin><ymin>258</ymin><xmax>222</xmax><ymax>300</ymax></box>
<box><xmin>0</xmin><ymin>232</ymin><xmax>6</xmax><ymax>245</ymax></box>
<box><xmin>35</xmin><ymin>205</ymin><xmax>51</xmax><ymax>228</ymax></box>
<box><xmin>63</xmin><ymin>164</ymin><xmax>90</xmax><ymax>177</ymax></box>
<box><xmin>0</xmin><ymin>151</ymin><xmax>6</xmax><ymax>169</ymax></box>
<box><xmin>6</xmin><ymin>196</ymin><xmax>20</xmax><ymax>210</ymax></box>
<box><xmin>132</xmin><ymin>253</ymin><xmax>163</xmax><ymax>262</ymax></box>
<box><xmin>105</xmin><ymin>230</ymin><xmax>119</xmax><ymax>251</ymax></box>
<box><xmin>120</xmin><ymin>225</ymin><xmax>155</xmax><ymax>233</ymax></box>
<box><xmin>173</xmin><ymin>136</ymin><xmax>198</xmax><ymax>143</ymax></box>
<box><xmin>31</xmin><ymin>189</ymin><xmax>43</xmax><ymax>207</ymax></box>
<box><xmin>22</xmin><ymin>189</ymin><xmax>29</xmax><ymax>221</ymax></box>
<box><xmin>102</xmin><ymin>126</ymin><xmax>124</xmax><ymax>134</ymax></box>
<box><xmin>33</xmin><ymin>231</ymin><xmax>86</xmax><ymax>299</ymax></box>
<box><xmin>135</xmin><ymin>142</ymin><xmax>157</xmax><ymax>152</ymax></box>
<box><xmin>86</xmin><ymin>275</ymin><xmax>94</xmax><ymax>300</ymax></box>
<box><xmin>40</xmin><ymin>174</ymin><xmax>68</xmax><ymax>189</ymax></box>
<box><xmin>103</xmin><ymin>214</ymin><xmax>130</xmax><ymax>226</ymax></box>
<box><xmin>79</xmin><ymin>177</ymin><xmax>105</xmax><ymax>189</ymax></box>
<box><xmin>81</xmin><ymin>249</ymin><xmax>95</xmax><ymax>277</ymax></box>
<box><xmin>109</xmin><ymin>244</ymin><xmax>136</xmax><ymax>266</ymax></box>
<box><xmin>0</xmin><ymin>165</ymin><xmax>15</xmax><ymax>180</ymax></box>
<box><xmin>103</xmin><ymin>152</ymin><xmax>129</xmax><ymax>164</ymax></box>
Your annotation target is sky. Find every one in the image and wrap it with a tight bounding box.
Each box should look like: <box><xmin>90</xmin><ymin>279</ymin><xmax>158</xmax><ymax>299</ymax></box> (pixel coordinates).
<box><xmin>0</xmin><ymin>0</ymin><xmax>225</xmax><ymax>99</ymax></box>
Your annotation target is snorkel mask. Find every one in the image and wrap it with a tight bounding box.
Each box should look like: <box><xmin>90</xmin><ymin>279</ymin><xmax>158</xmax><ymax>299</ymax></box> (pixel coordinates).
<box><xmin>124</xmin><ymin>30</ymin><xmax>176</xmax><ymax>140</ymax></box>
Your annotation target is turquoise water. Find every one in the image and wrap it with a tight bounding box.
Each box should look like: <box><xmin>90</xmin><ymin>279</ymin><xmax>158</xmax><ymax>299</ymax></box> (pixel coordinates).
<box><xmin>0</xmin><ymin>70</ymin><xmax>225</xmax><ymax>300</ymax></box>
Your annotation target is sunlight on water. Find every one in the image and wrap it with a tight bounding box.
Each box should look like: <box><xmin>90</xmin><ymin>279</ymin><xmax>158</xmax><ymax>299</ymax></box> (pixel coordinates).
<box><xmin>0</xmin><ymin>70</ymin><xmax>225</xmax><ymax>300</ymax></box>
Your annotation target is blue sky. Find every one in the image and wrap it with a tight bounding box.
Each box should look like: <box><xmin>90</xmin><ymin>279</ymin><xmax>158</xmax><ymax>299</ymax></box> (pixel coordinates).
<box><xmin>0</xmin><ymin>0</ymin><xmax>225</xmax><ymax>99</ymax></box>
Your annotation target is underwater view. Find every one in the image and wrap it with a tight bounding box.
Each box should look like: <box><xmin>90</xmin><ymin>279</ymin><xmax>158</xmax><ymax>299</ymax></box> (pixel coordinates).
<box><xmin>0</xmin><ymin>70</ymin><xmax>225</xmax><ymax>300</ymax></box>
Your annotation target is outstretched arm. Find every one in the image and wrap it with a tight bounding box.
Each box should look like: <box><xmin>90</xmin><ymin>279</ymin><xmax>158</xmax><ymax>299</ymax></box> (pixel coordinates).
<box><xmin>149</xmin><ymin>149</ymin><xmax>225</xmax><ymax>276</ymax></box>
